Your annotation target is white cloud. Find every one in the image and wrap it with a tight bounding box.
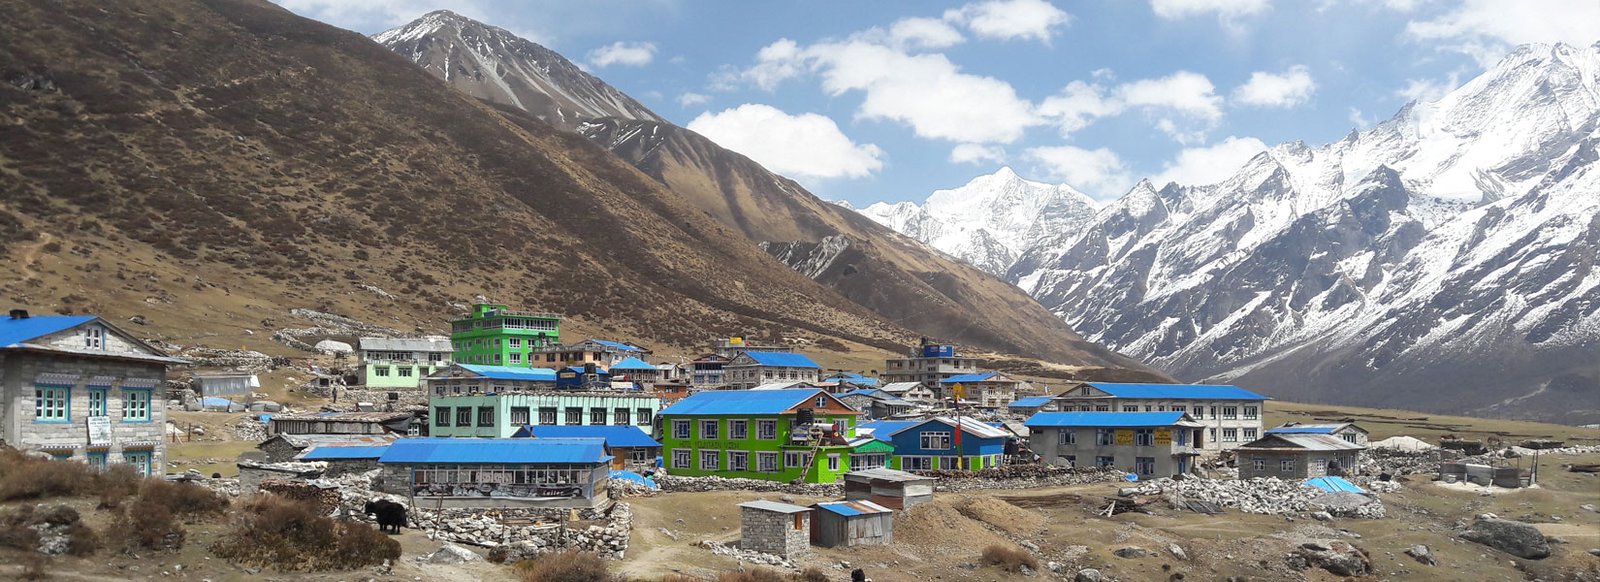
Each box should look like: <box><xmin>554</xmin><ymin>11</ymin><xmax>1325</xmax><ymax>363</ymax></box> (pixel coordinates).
<box><xmin>1406</xmin><ymin>0</ymin><xmax>1600</xmax><ymax>65</ymax></box>
<box><xmin>686</xmin><ymin>104</ymin><xmax>885</xmax><ymax>180</ymax></box>
<box><xmin>587</xmin><ymin>41</ymin><xmax>658</xmax><ymax>68</ymax></box>
<box><xmin>1150</xmin><ymin>136</ymin><xmax>1269</xmax><ymax>187</ymax></box>
<box><xmin>1150</xmin><ymin>0</ymin><xmax>1271</xmax><ymax>20</ymax></box>
<box><xmin>1232</xmin><ymin>65</ymin><xmax>1316</xmax><ymax>108</ymax></box>
<box><xmin>1394</xmin><ymin>72</ymin><xmax>1460</xmax><ymax>102</ymax></box>
<box><xmin>1038</xmin><ymin>71</ymin><xmax>1223</xmax><ymax>141</ymax></box>
<box><xmin>944</xmin><ymin>0</ymin><xmax>1071</xmax><ymax>44</ymax></box>
<box><xmin>1025</xmin><ymin>145</ymin><xmax>1134</xmax><ymax>198</ymax></box>
<box><xmin>737</xmin><ymin>39</ymin><xmax>808</xmax><ymax>90</ymax></box>
<box><xmin>1348</xmin><ymin>107</ymin><xmax>1376</xmax><ymax>129</ymax></box>
<box><xmin>1037</xmin><ymin>80</ymin><xmax>1122</xmax><ymax>134</ymax></box>
<box><xmin>887</xmin><ymin>17</ymin><xmax>967</xmax><ymax>50</ymax></box>
<box><xmin>950</xmin><ymin>144</ymin><xmax>1006</xmax><ymax>164</ymax></box>
<box><xmin>1119</xmin><ymin>71</ymin><xmax>1224</xmax><ymax>120</ymax></box>
<box><xmin>677</xmin><ymin>92</ymin><xmax>711</xmax><ymax>107</ymax></box>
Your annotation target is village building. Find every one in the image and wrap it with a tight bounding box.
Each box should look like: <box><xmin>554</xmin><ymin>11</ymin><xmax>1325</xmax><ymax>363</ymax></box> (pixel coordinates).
<box><xmin>533</xmin><ymin>339</ymin><xmax>650</xmax><ymax>368</ymax></box>
<box><xmin>297</xmin><ymin>443</ymin><xmax>389</xmax><ymax>476</ymax></box>
<box><xmin>843</xmin><ymin>467</ymin><xmax>935</xmax><ymax>509</ymax></box>
<box><xmin>425</xmin><ymin>363</ymin><xmax>559</xmax><ymax>395</ymax></box>
<box><xmin>510</xmin><ymin>424</ymin><xmax>662</xmax><ymax>471</ymax></box>
<box><xmin>810</xmin><ymin>500</ymin><xmax>894</xmax><ymax>548</ymax></box>
<box><xmin>837</xmin><ymin>389</ymin><xmax>914</xmax><ymax>420</ymax></box>
<box><xmin>555</xmin><ymin>364</ymin><xmax>612</xmax><ymax>390</ymax></box>
<box><xmin>939</xmin><ymin>372</ymin><xmax>1024</xmax><ymax>409</ymax></box>
<box><xmin>190</xmin><ymin>372</ymin><xmax>260</xmax><ymax>398</ymax></box>
<box><xmin>1025</xmin><ymin>411</ymin><xmax>1205</xmax><ymax>478</ymax></box>
<box><xmin>660</xmin><ymin>389</ymin><xmax>861</xmax><ymax>483</ymax></box>
<box><xmin>429</xmin><ymin>385</ymin><xmax>660</xmax><ymax>438</ymax></box>
<box><xmin>711</xmin><ymin>337</ymin><xmax>790</xmax><ymax>359</ymax></box>
<box><xmin>357</xmin><ymin>336</ymin><xmax>453</xmax><ymax>389</ymax></box>
<box><xmin>880</xmin><ymin>340</ymin><xmax>980</xmax><ymax>395</ymax></box>
<box><xmin>607</xmin><ymin>357</ymin><xmax>662</xmax><ymax>385</ymax></box>
<box><xmin>1266</xmin><ymin>422</ymin><xmax>1369</xmax><ymax>447</ymax></box>
<box><xmin>1236</xmin><ymin>432</ymin><xmax>1366</xmax><ymax>480</ymax></box>
<box><xmin>858</xmin><ymin>417</ymin><xmax>1009</xmax><ymax>471</ymax></box>
<box><xmin>878</xmin><ymin>381</ymin><xmax>937</xmax><ymax>403</ymax></box>
<box><xmin>687</xmin><ymin>354</ymin><xmax>729</xmax><ymax>387</ymax></box>
<box><xmin>449</xmin><ymin>303</ymin><xmax>562</xmax><ymax>366</ymax></box>
<box><xmin>822</xmin><ymin>373</ymin><xmax>879</xmax><ymax>388</ymax></box>
<box><xmin>653</xmin><ymin>382</ymin><xmax>693</xmax><ymax>406</ymax></box>
<box><xmin>738</xmin><ymin>500</ymin><xmax>812</xmax><ymax>558</ymax></box>
<box><xmin>1007</xmin><ymin>395</ymin><xmax>1054</xmax><ymax>416</ymax></box>
<box><xmin>1050</xmin><ymin>382</ymin><xmax>1269</xmax><ymax>451</ymax></box>
<box><xmin>723</xmin><ymin>351</ymin><xmax>821</xmax><ymax>389</ymax></box>
<box><xmin>256</xmin><ymin>433</ymin><xmax>397</xmax><ymax>463</ymax></box>
<box><xmin>377</xmin><ymin>437</ymin><xmax>612</xmax><ymax>508</ymax></box>
<box><xmin>1</xmin><ymin>310</ymin><xmax>186</xmax><ymax>476</ymax></box>
<box><xmin>267</xmin><ymin>411</ymin><xmax>415</xmax><ymax>436</ymax></box>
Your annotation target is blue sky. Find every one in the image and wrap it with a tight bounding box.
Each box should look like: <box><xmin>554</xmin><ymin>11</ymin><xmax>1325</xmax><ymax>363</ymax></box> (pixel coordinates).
<box><xmin>277</xmin><ymin>0</ymin><xmax>1598</xmax><ymax>205</ymax></box>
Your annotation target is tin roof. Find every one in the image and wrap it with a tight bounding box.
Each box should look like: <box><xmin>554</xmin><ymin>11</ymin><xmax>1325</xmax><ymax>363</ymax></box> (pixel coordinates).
<box><xmin>589</xmin><ymin>339</ymin><xmax>646</xmax><ymax>352</ymax></box>
<box><xmin>269</xmin><ymin>411</ymin><xmax>412</xmax><ymax>423</ymax></box>
<box><xmin>738</xmin><ymin>500</ymin><xmax>812</xmax><ymax>514</ymax></box>
<box><xmin>814</xmin><ymin>500</ymin><xmax>892</xmax><ymax>516</ymax></box>
<box><xmin>866</xmin><ymin>417</ymin><xmax>1008</xmax><ymax>439</ymax></box>
<box><xmin>844</xmin><ymin>467</ymin><xmax>934</xmax><ymax>482</ymax></box>
<box><xmin>268</xmin><ymin>434</ymin><xmax>398</xmax><ymax>449</ymax></box>
<box><xmin>824</xmin><ymin>373</ymin><xmax>880</xmax><ymax>387</ymax></box>
<box><xmin>459</xmin><ymin>364</ymin><xmax>559</xmax><ymax>382</ymax></box>
<box><xmin>609</xmin><ymin>357</ymin><xmax>656</xmax><ymax>370</ymax></box>
<box><xmin>511</xmin><ymin>425</ymin><xmax>660</xmax><ymax>448</ymax></box>
<box><xmin>942</xmin><ymin>372</ymin><xmax>999</xmax><ymax>383</ymax></box>
<box><xmin>299</xmin><ymin>445</ymin><xmax>390</xmax><ymax>460</ymax></box>
<box><xmin>378</xmin><ymin>437</ymin><xmax>611</xmax><ymax>464</ymax></box>
<box><xmin>1079</xmin><ymin>382</ymin><xmax>1269</xmax><ymax>400</ymax></box>
<box><xmin>0</xmin><ymin>315</ymin><xmax>95</xmax><ymax>347</ymax></box>
<box><xmin>1024</xmin><ymin>411</ymin><xmax>1192</xmax><ymax>428</ymax></box>
<box><xmin>357</xmin><ymin>337</ymin><xmax>452</xmax><ymax>352</ymax></box>
<box><xmin>739</xmin><ymin>351</ymin><xmax>820</xmax><ymax>368</ymax></box>
<box><xmin>1240</xmin><ymin>433</ymin><xmax>1365</xmax><ymax>451</ymax></box>
<box><xmin>1008</xmin><ymin>396</ymin><xmax>1053</xmax><ymax>408</ymax></box>
<box><xmin>1267</xmin><ymin>423</ymin><xmax>1367</xmax><ymax>435</ymax></box>
<box><xmin>663</xmin><ymin>389</ymin><xmax>846</xmax><ymax>416</ymax></box>
<box><xmin>878</xmin><ymin>382</ymin><xmax>925</xmax><ymax>394</ymax></box>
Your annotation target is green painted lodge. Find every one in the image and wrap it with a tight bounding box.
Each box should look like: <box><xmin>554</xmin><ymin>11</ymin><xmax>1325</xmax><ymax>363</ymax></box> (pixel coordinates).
<box><xmin>426</xmin><ymin>365</ymin><xmax>660</xmax><ymax>438</ymax></box>
<box><xmin>659</xmin><ymin>389</ymin><xmax>865</xmax><ymax>483</ymax></box>
<box><xmin>449</xmin><ymin>304</ymin><xmax>562</xmax><ymax>366</ymax></box>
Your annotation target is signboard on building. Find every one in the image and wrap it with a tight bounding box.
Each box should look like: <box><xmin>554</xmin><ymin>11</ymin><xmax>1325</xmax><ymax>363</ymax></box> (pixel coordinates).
<box><xmin>728</xmin><ymin>337</ymin><xmax>744</xmax><ymax>346</ymax></box>
<box><xmin>1114</xmin><ymin>429</ymin><xmax>1134</xmax><ymax>445</ymax></box>
<box><xmin>1154</xmin><ymin>428</ymin><xmax>1172</xmax><ymax>445</ymax></box>
<box><xmin>86</xmin><ymin>416</ymin><xmax>112</xmax><ymax>446</ymax></box>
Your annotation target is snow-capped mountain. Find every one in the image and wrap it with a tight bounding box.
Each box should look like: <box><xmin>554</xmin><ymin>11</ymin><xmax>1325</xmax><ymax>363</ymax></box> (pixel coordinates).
<box><xmin>374</xmin><ymin>10</ymin><xmax>661</xmax><ymax>129</ymax></box>
<box><xmin>858</xmin><ymin>167</ymin><xmax>1100</xmax><ymax>275</ymax></box>
<box><xmin>864</xmin><ymin>42</ymin><xmax>1600</xmax><ymax>423</ymax></box>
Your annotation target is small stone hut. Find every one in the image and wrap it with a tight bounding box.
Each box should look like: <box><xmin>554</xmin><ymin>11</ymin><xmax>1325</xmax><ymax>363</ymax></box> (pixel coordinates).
<box><xmin>810</xmin><ymin>500</ymin><xmax>893</xmax><ymax>548</ymax></box>
<box><xmin>843</xmin><ymin>467</ymin><xmax>935</xmax><ymax>509</ymax></box>
<box><xmin>738</xmin><ymin>500</ymin><xmax>812</xmax><ymax>557</ymax></box>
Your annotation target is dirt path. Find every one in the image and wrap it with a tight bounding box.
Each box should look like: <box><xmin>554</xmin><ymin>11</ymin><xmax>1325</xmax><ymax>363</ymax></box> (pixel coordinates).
<box><xmin>16</xmin><ymin>231</ymin><xmax>52</xmax><ymax>279</ymax></box>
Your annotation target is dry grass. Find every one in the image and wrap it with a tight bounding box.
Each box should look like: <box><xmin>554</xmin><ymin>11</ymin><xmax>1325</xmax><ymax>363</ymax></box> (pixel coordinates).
<box><xmin>0</xmin><ymin>505</ymin><xmax>99</xmax><ymax>557</ymax></box>
<box><xmin>512</xmin><ymin>549</ymin><xmax>623</xmax><ymax>582</ymax></box>
<box><xmin>980</xmin><ymin>545</ymin><xmax>1039</xmax><ymax>573</ymax></box>
<box><xmin>714</xmin><ymin>570</ymin><xmax>790</xmax><ymax>582</ymax></box>
<box><xmin>210</xmin><ymin>495</ymin><xmax>399</xmax><ymax>571</ymax></box>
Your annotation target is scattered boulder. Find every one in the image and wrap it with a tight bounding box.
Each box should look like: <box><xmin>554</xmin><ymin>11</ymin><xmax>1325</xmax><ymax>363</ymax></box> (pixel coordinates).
<box><xmin>1405</xmin><ymin>544</ymin><xmax>1437</xmax><ymax>566</ymax></box>
<box><xmin>1114</xmin><ymin>547</ymin><xmax>1148</xmax><ymax>559</ymax></box>
<box><xmin>1287</xmin><ymin>540</ymin><xmax>1372</xmax><ymax>577</ymax></box>
<box><xmin>1075</xmin><ymin>568</ymin><xmax>1102</xmax><ymax>582</ymax></box>
<box><xmin>1459</xmin><ymin>518</ymin><xmax>1551</xmax><ymax>560</ymax></box>
<box><xmin>422</xmin><ymin>543</ymin><xmax>483</xmax><ymax>564</ymax></box>
<box><xmin>1311</xmin><ymin>511</ymin><xmax>1332</xmax><ymax>521</ymax></box>
<box><xmin>1167</xmin><ymin>543</ymin><xmax>1188</xmax><ymax>561</ymax></box>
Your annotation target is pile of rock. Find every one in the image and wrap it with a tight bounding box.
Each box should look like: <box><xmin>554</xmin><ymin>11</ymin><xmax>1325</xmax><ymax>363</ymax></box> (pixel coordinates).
<box><xmin>1285</xmin><ymin>540</ymin><xmax>1372</xmax><ymax>577</ymax></box>
<box><xmin>193</xmin><ymin>477</ymin><xmax>242</xmax><ymax>497</ymax></box>
<box><xmin>607</xmin><ymin>477</ymin><xmax>659</xmax><ymax>498</ymax></box>
<box><xmin>656</xmin><ymin>475</ymin><xmax>843</xmax><ymax>496</ymax></box>
<box><xmin>1361</xmin><ymin>447</ymin><xmax>1459</xmax><ymax>476</ymax></box>
<box><xmin>1128</xmin><ymin>477</ymin><xmax>1385</xmax><ymax>518</ymax></box>
<box><xmin>229</xmin><ymin>416</ymin><xmax>269</xmax><ymax>442</ymax></box>
<box><xmin>699</xmin><ymin>539</ymin><xmax>795</xmax><ymax>570</ymax></box>
<box><xmin>174</xmin><ymin>346</ymin><xmax>278</xmax><ymax>373</ymax></box>
<box><xmin>928</xmin><ymin>465</ymin><xmax>1126</xmax><ymax>492</ymax></box>
<box><xmin>1359</xmin><ymin>479</ymin><xmax>1402</xmax><ymax>494</ymax></box>
<box><xmin>410</xmin><ymin>503</ymin><xmax>633</xmax><ymax>560</ymax></box>
<box><xmin>258</xmin><ymin>480</ymin><xmax>342</xmax><ymax>515</ymax></box>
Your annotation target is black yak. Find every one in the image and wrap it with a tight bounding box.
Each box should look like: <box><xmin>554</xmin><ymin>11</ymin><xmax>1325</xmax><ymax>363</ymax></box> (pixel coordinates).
<box><xmin>363</xmin><ymin>499</ymin><xmax>407</xmax><ymax>534</ymax></box>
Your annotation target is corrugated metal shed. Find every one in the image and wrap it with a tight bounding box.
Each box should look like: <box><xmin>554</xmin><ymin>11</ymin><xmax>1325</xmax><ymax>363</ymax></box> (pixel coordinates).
<box><xmin>270</xmin><ymin>411</ymin><xmax>412</xmax><ymax>423</ymax></box>
<box><xmin>815</xmin><ymin>500</ymin><xmax>892</xmax><ymax>516</ymax></box>
<box><xmin>1008</xmin><ymin>396</ymin><xmax>1053</xmax><ymax>408</ymax></box>
<box><xmin>741</xmin><ymin>351</ymin><xmax>820</xmax><ymax>368</ymax></box>
<box><xmin>378</xmin><ymin>438</ymin><xmax>611</xmax><ymax>464</ymax></box>
<box><xmin>1025</xmin><ymin>411</ymin><xmax>1190</xmax><ymax>428</ymax></box>
<box><xmin>299</xmin><ymin>445</ymin><xmax>389</xmax><ymax>460</ymax></box>
<box><xmin>459</xmin><ymin>364</ymin><xmax>558</xmax><ymax>381</ymax></box>
<box><xmin>1081</xmin><ymin>382</ymin><xmax>1269</xmax><ymax>400</ymax></box>
<box><xmin>738</xmin><ymin>500</ymin><xmax>813</xmax><ymax>513</ymax></box>
<box><xmin>662</xmin><ymin>389</ymin><xmax>829</xmax><ymax>415</ymax></box>
<box><xmin>811</xmin><ymin>500</ymin><xmax>894</xmax><ymax>547</ymax></box>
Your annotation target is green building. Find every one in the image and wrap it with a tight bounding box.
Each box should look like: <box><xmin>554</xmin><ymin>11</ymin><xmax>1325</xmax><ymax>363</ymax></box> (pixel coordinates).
<box><xmin>357</xmin><ymin>337</ymin><xmax>454</xmax><ymax>389</ymax></box>
<box><xmin>426</xmin><ymin>364</ymin><xmax>661</xmax><ymax>439</ymax></box>
<box><xmin>660</xmin><ymin>389</ymin><xmax>862</xmax><ymax>483</ymax></box>
<box><xmin>449</xmin><ymin>304</ymin><xmax>562</xmax><ymax>366</ymax></box>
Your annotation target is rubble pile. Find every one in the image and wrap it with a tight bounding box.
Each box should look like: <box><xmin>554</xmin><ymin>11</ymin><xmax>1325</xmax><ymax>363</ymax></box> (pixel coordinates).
<box><xmin>1359</xmin><ymin>479</ymin><xmax>1403</xmax><ymax>494</ymax></box>
<box><xmin>699</xmin><ymin>539</ymin><xmax>796</xmax><ymax>569</ymax></box>
<box><xmin>258</xmin><ymin>480</ymin><xmax>342</xmax><ymax>515</ymax></box>
<box><xmin>412</xmin><ymin>503</ymin><xmax>633</xmax><ymax>560</ymax></box>
<box><xmin>273</xmin><ymin>309</ymin><xmax>398</xmax><ymax>354</ymax></box>
<box><xmin>656</xmin><ymin>475</ymin><xmax>843</xmax><ymax>496</ymax></box>
<box><xmin>925</xmin><ymin>465</ymin><xmax>1126</xmax><ymax>492</ymax></box>
<box><xmin>1361</xmin><ymin>447</ymin><xmax>1460</xmax><ymax>476</ymax></box>
<box><xmin>229</xmin><ymin>416</ymin><xmax>269</xmax><ymax>442</ymax></box>
<box><xmin>1130</xmin><ymin>477</ymin><xmax>1386</xmax><ymax>518</ymax></box>
<box><xmin>193</xmin><ymin>477</ymin><xmax>242</xmax><ymax>497</ymax></box>
<box><xmin>174</xmin><ymin>346</ymin><xmax>280</xmax><ymax>373</ymax></box>
<box><xmin>607</xmin><ymin>477</ymin><xmax>659</xmax><ymax>498</ymax></box>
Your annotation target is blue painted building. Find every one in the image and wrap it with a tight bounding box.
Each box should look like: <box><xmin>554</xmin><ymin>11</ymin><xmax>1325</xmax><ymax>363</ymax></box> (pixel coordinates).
<box><xmin>376</xmin><ymin>437</ymin><xmax>614</xmax><ymax>508</ymax></box>
<box><xmin>859</xmin><ymin>417</ymin><xmax>1010</xmax><ymax>471</ymax></box>
<box><xmin>509</xmin><ymin>424</ymin><xmax>663</xmax><ymax>470</ymax></box>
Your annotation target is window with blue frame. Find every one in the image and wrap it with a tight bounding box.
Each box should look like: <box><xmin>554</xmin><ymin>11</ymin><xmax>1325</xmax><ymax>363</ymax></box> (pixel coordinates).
<box><xmin>122</xmin><ymin>450</ymin><xmax>153</xmax><ymax>476</ymax></box>
<box><xmin>34</xmin><ymin>386</ymin><xmax>70</xmax><ymax>422</ymax></box>
<box><xmin>87</xmin><ymin>451</ymin><xmax>108</xmax><ymax>472</ymax></box>
<box><xmin>122</xmin><ymin>390</ymin><xmax>151</xmax><ymax>422</ymax></box>
<box><xmin>88</xmin><ymin>388</ymin><xmax>109</xmax><ymax>417</ymax></box>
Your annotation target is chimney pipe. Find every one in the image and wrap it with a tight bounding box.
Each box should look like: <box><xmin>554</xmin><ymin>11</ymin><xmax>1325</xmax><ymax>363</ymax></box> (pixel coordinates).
<box><xmin>8</xmin><ymin>309</ymin><xmax>28</xmax><ymax>320</ymax></box>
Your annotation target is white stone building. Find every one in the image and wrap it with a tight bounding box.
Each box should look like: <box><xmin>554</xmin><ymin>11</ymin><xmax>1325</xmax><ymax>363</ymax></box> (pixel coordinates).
<box><xmin>722</xmin><ymin>351</ymin><xmax>820</xmax><ymax>389</ymax></box>
<box><xmin>1</xmin><ymin>310</ymin><xmax>186</xmax><ymax>476</ymax></box>
<box><xmin>1050</xmin><ymin>382</ymin><xmax>1268</xmax><ymax>452</ymax></box>
<box><xmin>880</xmin><ymin>341</ymin><xmax>979</xmax><ymax>393</ymax></box>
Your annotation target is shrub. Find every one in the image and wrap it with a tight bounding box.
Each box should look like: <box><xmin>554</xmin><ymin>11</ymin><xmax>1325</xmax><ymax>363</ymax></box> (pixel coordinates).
<box><xmin>19</xmin><ymin>553</ymin><xmax>49</xmax><ymax>580</ymax></box>
<box><xmin>512</xmin><ymin>550</ymin><xmax>621</xmax><ymax>582</ymax></box>
<box><xmin>981</xmin><ymin>544</ymin><xmax>1039</xmax><ymax>573</ymax></box>
<box><xmin>0</xmin><ymin>451</ymin><xmax>94</xmax><ymax>501</ymax></box>
<box><xmin>0</xmin><ymin>504</ymin><xmax>99</xmax><ymax>557</ymax></box>
<box><xmin>95</xmin><ymin>466</ymin><xmax>142</xmax><ymax>510</ymax></box>
<box><xmin>134</xmin><ymin>480</ymin><xmax>229</xmax><ymax>518</ymax></box>
<box><xmin>715</xmin><ymin>570</ymin><xmax>789</xmax><ymax>582</ymax></box>
<box><xmin>210</xmin><ymin>495</ymin><xmax>399</xmax><ymax>571</ymax></box>
<box><xmin>794</xmin><ymin>569</ymin><xmax>829</xmax><ymax>582</ymax></box>
<box><xmin>115</xmin><ymin>496</ymin><xmax>185</xmax><ymax>552</ymax></box>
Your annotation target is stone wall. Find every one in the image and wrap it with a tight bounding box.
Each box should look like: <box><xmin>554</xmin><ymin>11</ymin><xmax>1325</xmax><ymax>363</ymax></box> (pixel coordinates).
<box><xmin>740</xmin><ymin>507</ymin><xmax>809</xmax><ymax>557</ymax></box>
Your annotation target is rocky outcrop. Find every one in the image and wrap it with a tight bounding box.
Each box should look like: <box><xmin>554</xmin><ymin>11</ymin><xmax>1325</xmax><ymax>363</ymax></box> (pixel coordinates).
<box><xmin>1459</xmin><ymin>517</ymin><xmax>1552</xmax><ymax>559</ymax></box>
<box><xmin>1286</xmin><ymin>541</ymin><xmax>1372</xmax><ymax>577</ymax></box>
<box><xmin>1127</xmin><ymin>477</ymin><xmax>1386</xmax><ymax>518</ymax></box>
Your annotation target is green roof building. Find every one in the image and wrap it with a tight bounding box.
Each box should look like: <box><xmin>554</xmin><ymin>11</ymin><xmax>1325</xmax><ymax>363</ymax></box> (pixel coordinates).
<box><xmin>449</xmin><ymin>304</ymin><xmax>561</xmax><ymax>367</ymax></box>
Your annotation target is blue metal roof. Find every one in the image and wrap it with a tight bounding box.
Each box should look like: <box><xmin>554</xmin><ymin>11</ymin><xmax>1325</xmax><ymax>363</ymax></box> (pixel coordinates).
<box><xmin>942</xmin><ymin>372</ymin><xmax>998</xmax><ymax>383</ymax></box>
<box><xmin>590</xmin><ymin>339</ymin><xmax>645</xmax><ymax>352</ymax></box>
<box><xmin>609</xmin><ymin>357</ymin><xmax>656</xmax><ymax>370</ymax></box>
<box><xmin>0</xmin><ymin>315</ymin><xmax>96</xmax><ymax>348</ymax></box>
<box><xmin>460</xmin><ymin>365</ymin><xmax>558</xmax><ymax>382</ymax></box>
<box><xmin>1303</xmin><ymin>476</ymin><xmax>1365</xmax><ymax>493</ymax></box>
<box><xmin>1024</xmin><ymin>411</ymin><xmax>1189</xmax><ymax>428</ymax></box>
<box><xmin>1008</xmin><ymin>396</ymin><xmax>1053</xmax><ymax>408</ymax></box>
<box><xmin>858</xmin><ymin>419</ymin><xmax>920</xmax><ymax>435</ymax></box>
<box><xmin>740</xmin><ymin>351</ymin><xmax>820</xmax><ymax>368</ymax></box>
<box><xmin>663</xmin><ymin>389</ymin><xmax>829</xmax><ymax>416</ymax></box>
<box><xmin>824</xmin><ymin>373</ymin><xmax>879</xmax><ymax>387</ymax></box>
<box><xmin>514</xmin><ymin>425</ymin><xmax>660</xmax><ymax>448</ymax></box>
<box><xmin>300</xmin><ymin>445</ymin><xmax>389</xmax><ymax>460</ymax></box>
<box><xmin>816</xmin><ymin>502</ymin><xmax>863</xmax><ymax>516</ymax></box>
<box><xmin>559</xmin><ymin>365</ymin><xmax>609</xmax><ymax>374</ymax></box>
<box><xmin>1083</xmin><ymin>382</ymin><xmax>1269</xmax><ymax>400</ymax></box>
<box><xmin>378</xmin><ymin>438</ymin><xmax>610</xmax><ymax>464</ymax></box>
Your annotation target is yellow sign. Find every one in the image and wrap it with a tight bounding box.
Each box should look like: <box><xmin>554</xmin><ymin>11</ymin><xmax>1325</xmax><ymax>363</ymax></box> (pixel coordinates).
<box><xmin>1114</xmin><ymin>429</ymin><xmax>1134</xmax><ymax>445</ymax></box>
<box><xmin>1154</xmin><ymin>428</ymin><xmax>1172</xmax><ymax>445</ymax></box>
<box><xmin>951</xmin><ymin>383</ymin><xmax>966</xmax><ymax>400</ymax></box>
<box><xmin>729</xmin><ymin>337</ymin><xmax>744</xmax><ymax>346</ymax></box>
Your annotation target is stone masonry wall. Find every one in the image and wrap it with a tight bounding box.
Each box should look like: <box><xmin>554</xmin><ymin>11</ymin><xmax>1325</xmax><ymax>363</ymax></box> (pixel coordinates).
<box><xmin>740</xmin><ymin>508</ymin><xmax>808</xmax><ymax>557</ymax></box>
<box><xmin>3</xmin><ymin>352</ymin><xmax>169</xmax><ymax>474</ymax></box>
